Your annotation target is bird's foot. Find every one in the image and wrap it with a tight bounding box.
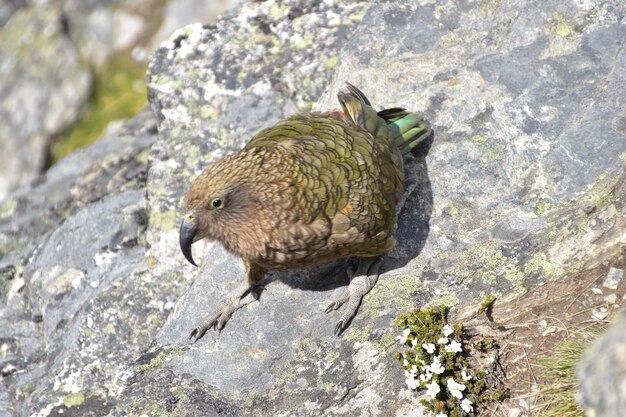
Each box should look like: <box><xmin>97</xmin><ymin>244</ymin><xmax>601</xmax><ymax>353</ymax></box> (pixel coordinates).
<box><xmin>190</xmin><ymin>283</ymin><xmax>262</xmax><ymax>342</ymax></box>
<box><xmin>326</xmin><ymin>257</ymin><xmax>383</xmax><ymax>336</ymax></box>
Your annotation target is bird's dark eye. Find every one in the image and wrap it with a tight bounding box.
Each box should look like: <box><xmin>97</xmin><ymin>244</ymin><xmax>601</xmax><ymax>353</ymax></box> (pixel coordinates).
<box><xmin>211</xmin><ymin>198</ymin><xmax>223</xmax><ymax>208</ymax></box>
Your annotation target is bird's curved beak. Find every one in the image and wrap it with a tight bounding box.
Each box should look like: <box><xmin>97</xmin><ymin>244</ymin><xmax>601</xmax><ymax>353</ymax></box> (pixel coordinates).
<box><xmin>179</xmin><ymin>212</ymin><xmax>200</xmax><ymax>267</ymax></box>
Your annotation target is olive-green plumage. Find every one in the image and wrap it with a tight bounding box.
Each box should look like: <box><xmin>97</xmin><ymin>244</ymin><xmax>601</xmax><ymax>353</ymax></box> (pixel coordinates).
<box><xmin>180</xmin><ymin>83</ymin><xmax>431</xmax><ymax>340</ymax></box>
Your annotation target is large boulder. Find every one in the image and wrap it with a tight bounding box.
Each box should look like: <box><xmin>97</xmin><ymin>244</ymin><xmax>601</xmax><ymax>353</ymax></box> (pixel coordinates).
<box><xmin>0</xmin><ymin>110</ymin><xmax>157</xmax><ymax>416</ymax></box>
<box><xmin>0</xmin><ymin>6</ymin><xmax>91</xmax><ymax>199</ymax></box>
<box><xmin>1</xmin><ymin>0</ymin><xmax>625</xmax><ymax>416</ymax></box>
<box><xmin>143</xmin><ymin>0</ymin><xmax>625</xmax><ymax>415</ymax></box>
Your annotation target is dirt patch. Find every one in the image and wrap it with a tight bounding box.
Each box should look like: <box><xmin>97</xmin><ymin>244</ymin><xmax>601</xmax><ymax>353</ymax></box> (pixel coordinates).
<box><xmin>453</xmin><ymin>249</ymin><xmax>626</xmax><ymax>416</ymax></box>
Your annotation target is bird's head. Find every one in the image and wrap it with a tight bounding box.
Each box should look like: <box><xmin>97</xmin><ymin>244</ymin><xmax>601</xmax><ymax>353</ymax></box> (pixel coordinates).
<box><xmin>179</xmin><ymin>155</ymin><xmax>269</xmax><ymax>266</ymax></box>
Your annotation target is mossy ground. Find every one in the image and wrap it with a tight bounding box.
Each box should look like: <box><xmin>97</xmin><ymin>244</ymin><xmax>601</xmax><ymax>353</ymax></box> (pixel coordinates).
<box><xmin>48</xmin><ymin>54</ymin><xmax>147</xmax><ymax>164</ymax></box>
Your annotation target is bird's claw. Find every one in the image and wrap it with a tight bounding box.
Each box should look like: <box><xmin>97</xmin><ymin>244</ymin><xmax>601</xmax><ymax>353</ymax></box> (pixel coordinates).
<box><xmin>326</xmin><ymin>257</ymin><xmax>383</xmax><ymax>336</ymax></box>
<box><xmin>325</xmin><ymin>301</ymin><xmax>340</xmax><ymax>313</ymax></box>
<box><xmin>189</xmin><ymin>308</ymin><xmax>235</xmax><ymax>342</ymax></box>
<box><xmin>334</xmin><ymin>319</ymin><xmax>346</xmax><ymax>336</ymax></box>
<box><xmin>190</xmin><ymin>326</ymin><xmax>208</xmax><ymax>342</ymax></box>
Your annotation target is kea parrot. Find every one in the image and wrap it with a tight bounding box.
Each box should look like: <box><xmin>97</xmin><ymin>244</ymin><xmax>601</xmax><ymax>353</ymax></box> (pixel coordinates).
<box><xmin>179</xmin><ymin>83</ymin><xmax>431</xmax><ymax>341</ymax></box>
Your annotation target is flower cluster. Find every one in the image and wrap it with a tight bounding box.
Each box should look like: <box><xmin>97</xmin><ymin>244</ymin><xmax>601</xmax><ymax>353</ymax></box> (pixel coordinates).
<box><xmin>394</xmin><ymin>306</ymin><xmax>497</xmax><ymax>417</ymax></box>
<box><xmin>398</xmin><ymin>323</ymin><xmax>474</xmax><ymax>415</ymax></box>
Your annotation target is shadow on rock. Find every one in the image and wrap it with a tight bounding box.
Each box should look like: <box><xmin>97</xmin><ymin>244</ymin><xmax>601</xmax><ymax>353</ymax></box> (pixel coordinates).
<box><xmin>385</xmin><ymin>133</ymin><xmax>434</xmax><ymax>272</ymax></box>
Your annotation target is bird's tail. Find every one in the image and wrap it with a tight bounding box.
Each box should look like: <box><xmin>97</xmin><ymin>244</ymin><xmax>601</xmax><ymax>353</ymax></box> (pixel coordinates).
<box><xmin>338</xmin><ymin>82</ymin><xmax>431</xmax><ymax>156</ymax></box>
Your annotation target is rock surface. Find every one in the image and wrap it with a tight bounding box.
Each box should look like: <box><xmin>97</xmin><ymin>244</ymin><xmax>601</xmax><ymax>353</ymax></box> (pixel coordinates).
<box><xmin>0</xmin><ymin>0</ymin><xmax>245</xmax><ymax>200</ymax></box>
<box><xmin>147</xmin><ymin>0</ymin><xmax>247</xmax><ymax>54</ymax></box>
<box><xmin>578</xmin><ymin>267</ymin><xmax>626</xmax><ymax>417</ymax></box>
<box><xmin>0</xmin><ymin>6</ymin><xmax>91</xmax><ymax>199</ymax></box>
<box><xmin>1</xmin><ymin>0</ymin><xmax>625</xmax><ymax>416</ymax></box>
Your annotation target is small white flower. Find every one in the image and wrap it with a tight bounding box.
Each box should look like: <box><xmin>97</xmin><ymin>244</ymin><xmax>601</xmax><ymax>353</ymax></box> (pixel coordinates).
<box><xmin>461</xmin><ymin>369</ymin><xmax>472</xmax><ymax>381</ymax></box>
<box><xmin>419</xmin><ymin>371</ymin><xmax>432</xmax><ymax>382</ymax></box>
<box><xmin>422</xmin><ymin>343</ymin><xmax>436</xmax><ymax>354</ymax></box>
<box><xmin>436</xmin><ymin>413</ymin><xmax>448</xmax><ymax>417</ymax></box>
<box><xmin>460</xmin><ymin>398</ymin><xmax>473</xmax><ymax>413</ymax></box>
<box><xmin>402</xmin><ymin>359</ymin><xmax>409</xmax><ymax>367</ymax></box>
<box><xmin>411</xmin><ymin>364</ymin><xmax>418</xmax><ymax>374</ymax></box>
<box><xmin>442</xmin><ymin>324</ymin><xmax>454</xmax><ymax>337</ymax></box>
<box><xmin>411</xmin><ymin>338</ymin><xmax>418</xmax><ymax>348</ymax></box>
<box><xmin>396</xmin><ymin>328</ymin><xmax>410</xmax><ymax>344</ymax></box>
<box><xmin>444</xmin><ymin>340</ymin><xmax>463</xmax><ymax>353</ymax></box>
<box><xmin>429</xmin><ymin>356</ymin><xmax>445</xmax><ymax>375</ymax></box>
<box><xmin>405</xmin><ymin>375</ymin><xmax>418</xmax><ymax>390</ymax></box>
<box><xmin>437</xmin><ymin>337</ymin><xmax>449</xmax><ymax>345</ymax></box>
<box><xmin>425</xmin><ymin>381</ymin><xmax>441</xmax><ymax>398</ymax></box>
<box><xmin>446</xmin><ymin>378</ymin><xmax>466</xmax><ymax>399</ymax></box>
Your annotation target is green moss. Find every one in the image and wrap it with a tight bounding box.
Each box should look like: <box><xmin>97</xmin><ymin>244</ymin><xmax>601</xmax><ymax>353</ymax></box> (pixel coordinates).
<box><xmin>431</xmin><ymin>294</ymin><xmax>460</xmax><ymax>308</ymax></box>
<box><xmin>134</xmin><ymin>346</ymin><xmax>186</xmax><ymax>375</ymax></box>
<box><xmin>524</xmin><ymin>252</ymin><xmax>559</xmax><ymax>277</ymax></box>
<box><xmin>362</xmin><ymin>274</ymin><xmax>421</xmax><ymax>318</ymax></box>
<box><xmin>136</xmin><ymin>148</ymin><xmax>150</xmax><ymax>164</ymax></box>
<box><xmin>474</xmin><ymin>337</ymin><xmax>494</xmax><ymax>351</ymax></box>
<box><xmin>471</xmin><ymin>134</ymin><xmax>506</xmax><ymax>164</ymax></box>
<box><xmin>268</xmin><ymin>3</ymin><xmax>287</xmax><ymax>21</ymax></box>
<box><xmin>478</xmin><ymin>294</ymin><xmax>496</xmax><ymax>314</ymax></box>
<box><xmin>49</xmin><ymin>54</ymin><xmax>147</xmax><ymax>164</ymax></box>
<box><xmin>554</xmin><ymin>22</ymin><xmax>572</xmax><ymax>38</ymax></box>
<box><xmin>454</xmin><ymin>241</ymin><xmax>522</xmax><ymax>288</ymax></box>
<box><xmin>0</xmin><ymin>199</ymin><xmax>17</xmax><ymax>219</ymax></box>
<box><xmin>472</xmin><ymin>135</ymin><xmax>488</xmax><ymax>143</ymax></box>
<box><xmin>63</xmin><ymin>392</ymin><xmax>85</xmax><ymax>408</ymax></box>
<box><xmin>552</xmin><ymin>12</ymin><xmax>574</xmax><ymax>40</ymax></box>
<box><xmin>343</xmin><ymin>322</ymin><xmax>374</xmax><ymax>343</ymax></box>
<box><xmin>619</xmin><ymin>152</ymin><xmax>626</xmax><ymax>162</ymax></box>
<box><xmin>324</xmin><ymin>56</ymin><xmax>339</xmax><ymax>69</ymax></box>
<box><xmin>104</xmin><ymin>323</ymin><xmax>116</xmax><ymax>335</ymax></box>
<box><xmin>137</xmin><ymin>351</ymin><xmax>167</xmax><ymax>372</ymax></box>
<box><xmin>324</xmin><ymin>351</ymin><xmax>339</xmax><ymax>363</ymax></box>
<box><xmin>149</xmin><ymin>210</ymin><xmax>177</xmax><ymax>231</ymax></box>
<box><xmin>535</xmin><ymin>198</ymin><xmax>554</xmax><ymax>216</ymax></box>
<box><xmin>593</xmin><ymin>189</ymin><xmax>614</xmax><ymax>208</ymax></box>
<box><xmin>447</xmin><ymin>200</ymin><xmax>474</xmax><ymax>224</ymax></box>
<box><xmin>375</xmin><ymin>332</ymin><xmax>398</xmax><ymax>352</ymax></box>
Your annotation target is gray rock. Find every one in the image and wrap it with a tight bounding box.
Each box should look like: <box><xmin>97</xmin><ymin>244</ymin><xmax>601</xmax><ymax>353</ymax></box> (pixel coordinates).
<box><xmin>61</xmin><ymin>0</ymin><xmax>247</xmax><ymax>67</ymax></box>
<box><xmin>316</xmin><ymin>0</ymin><xmax>626</xmax><ymax>294</ymax></box>
<box><xmin>0</xmin><ymin>110</ymin><xmax>156</xmax><ymax>416</ymax></box>
<box><xmin>1</xmin><ymin>0</ymin><xmax>625</xmax><ymax>416</ymax></box>
<box><xmin>147</xmin><ymin>0</ymin><xmax>247</xmax><ymax>53</ymax></box>
<box><xmin>60</xmin><ymin>0</ymin><xmax>157</xmax><ymax>66</ymax></box>
<box><xmin>0</xmin><ymin>5</ymin><xmax>91</xmax><ymax>199</ymax></box>
<box><xmin>0</xmin><ymin>0</ymin><xmax>25</xmax><ymax>26</ymax></box>
<box><xmin>144</xmin><ymin>0</ymin><xmax>625</xmax><ymax>416</ymax></box>
<box><xmin>579</xmin><ymin>307</ymin><xmax>626</xmax><ymax>417</ymax></box>
<box><xmin>603</xmin><ymin>267</ymin><xmax>623</xmax><ymax>290</ymax></box>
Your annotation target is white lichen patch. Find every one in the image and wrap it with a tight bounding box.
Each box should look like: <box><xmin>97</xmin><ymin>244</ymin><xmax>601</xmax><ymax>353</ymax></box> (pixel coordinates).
<box><xmin>93</xmin><ymin>250</ymin><xmax>116</xmax><ymax>268</ymax></box>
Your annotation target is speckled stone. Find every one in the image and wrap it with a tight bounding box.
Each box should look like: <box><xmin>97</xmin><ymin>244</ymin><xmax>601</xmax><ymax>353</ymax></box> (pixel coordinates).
<box><xmin>1</xmin><ymin>0</ymin><xmax>625</xmax><ymax>416</ymax></box>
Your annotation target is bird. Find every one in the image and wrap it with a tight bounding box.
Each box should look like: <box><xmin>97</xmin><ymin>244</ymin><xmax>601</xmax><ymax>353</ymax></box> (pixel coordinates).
<box><xmin>179</xmin><ymin>83</ymin><xmax>431</xmax><ymax>341</ymax></box>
